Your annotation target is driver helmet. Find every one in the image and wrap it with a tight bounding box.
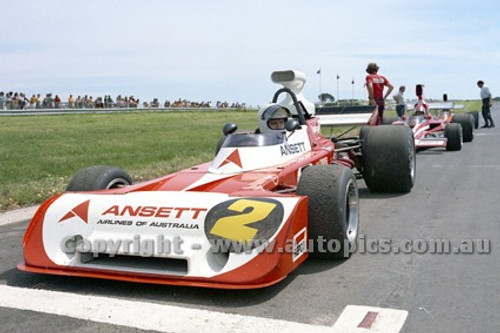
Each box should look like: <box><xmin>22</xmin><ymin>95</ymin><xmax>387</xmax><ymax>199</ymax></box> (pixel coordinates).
<box><xmin>257</xmin><ymin>104</ymin><xmax>291</xmax><ymax>133</ymax></box>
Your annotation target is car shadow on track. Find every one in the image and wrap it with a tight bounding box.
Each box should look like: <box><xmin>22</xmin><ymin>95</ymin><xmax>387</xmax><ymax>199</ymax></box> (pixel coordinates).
<box><xmin>417</xmin><ymin>150</ymin><xmax>445</xmax><ymax>155</ymax></box>
<box><xmin>0</xmin><ymin>267</ymin><xmax>298</xmax><ymax>308</ymax></box>
<box><xmin>357</xmin><ymin>188</ymin><xmax>409</xmax><ymax>199</ymax></box>
<box><xmin>294</xmin><ymin>257</ymin><xmax>345</xmax><ymax>275</ymax></box>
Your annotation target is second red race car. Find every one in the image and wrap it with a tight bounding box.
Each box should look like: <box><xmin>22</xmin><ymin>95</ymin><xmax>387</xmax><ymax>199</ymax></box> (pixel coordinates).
<box><xmin>384</xmin><ymin>84</ymin><xmax>474</xmax><ymax>151</ymax></box>
<box><xmin>19</xmin><ymin>70</ymin><xmax>416</xmax><ymax>289</ymax></box>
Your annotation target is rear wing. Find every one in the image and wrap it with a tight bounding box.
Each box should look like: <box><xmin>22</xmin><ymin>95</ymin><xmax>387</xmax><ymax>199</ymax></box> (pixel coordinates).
<box><xmin>315</xmin><ymin>104</ymin><xmax>378</xmax><ymax>127</ymax></box>
<box><xmin>412</xmin><ymin>85</ymin><xmax>464</xmax><ymax>111</ymax></box>
<box><xmin>406</xmin><ymin>102</ymin><xmax>465</xmax><ymax>112</ymax></box>
<box><xmin>425</xmin><ymin>102</ymin><xmax>464</xmax><ymax>110</ymax></box>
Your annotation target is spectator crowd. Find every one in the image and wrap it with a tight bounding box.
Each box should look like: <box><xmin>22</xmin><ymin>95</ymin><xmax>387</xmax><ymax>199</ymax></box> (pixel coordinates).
<box><xmin>0</xmin><ymin>91</ymin><xmax>247</xmax><ymax>110</ymax></box>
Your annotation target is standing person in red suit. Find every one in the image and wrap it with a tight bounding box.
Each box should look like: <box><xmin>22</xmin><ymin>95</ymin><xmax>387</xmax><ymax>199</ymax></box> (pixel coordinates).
<box><xmin>365</xmin><ymin>62</ymin><xmax>394</xmax><ymax>124</ymax></box>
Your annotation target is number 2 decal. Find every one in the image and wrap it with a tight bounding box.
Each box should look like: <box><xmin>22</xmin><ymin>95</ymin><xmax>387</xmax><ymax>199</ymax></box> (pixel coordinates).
<box><xmin>210</xmin><ymin>199</ymin><xmax>276</xmax><ymax>243</ymax></box>
<box><xmin>204</xmin><ymin>198</ymin><xmax>284</xmax><ymax>248</ymax></box>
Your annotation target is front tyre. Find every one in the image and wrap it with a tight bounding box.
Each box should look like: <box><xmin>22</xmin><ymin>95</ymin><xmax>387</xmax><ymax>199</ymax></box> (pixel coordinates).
<box><xmin>444</xmin><ymin>123</ymin><xmax>463</xmax><ymax>151</ymax></box>
<box><xmin>297</xmin><ymin>165</ymin><xmax>359</xmax><ymax>259</ymax></box>
<box><xmin>66</xmin><ymin>165</ymin><xmax>133</xmax><ymax>191</ymax></box>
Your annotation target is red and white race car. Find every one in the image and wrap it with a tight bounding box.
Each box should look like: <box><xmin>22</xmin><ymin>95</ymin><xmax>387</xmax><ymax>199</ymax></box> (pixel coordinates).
<box><xmin>19</xmin><ymin>70</ymin><xmax>416</xmax><ymax>289</ymax></box>
<box><xmin>384</xmin><ymin>84</ymin><xmax>474</xmax><ymax>151</ymax></box>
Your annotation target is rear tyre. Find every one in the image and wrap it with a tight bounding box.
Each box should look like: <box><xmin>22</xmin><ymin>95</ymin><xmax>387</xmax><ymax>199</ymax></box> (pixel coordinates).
<box><xmin>452</xmin><ymin>113</ymin><xmax>474</xmax><ymax>142</ymax></box>
<box><xmin>466</xmin><ymin>111</ymin><xmax>479</xmax><ymax>129</ymax></box>
<box><xmin>356</xmin><ymin>126</ymin><xmax>370</xmax><ymax>173</ymax></box>
<box><xmin>359</xmin><ymin>125</ymin><xmax>370</xmax><ymax>141</ymax></box>
<box><xmin>382</xmin><ymin>117</ymin><xmax>398</xmax><ymax>125</ymax></box>
<box><xmin>362</xmin><ymin>126</ymin><xmax>416</xmax><ymax>193</ymax></box>
<box><xmin>66</xmin><ymin>166</ymin><xmax>132</xmax><ymax>191</ymax></box>
<box><xmin>444</xmin><ymin>123</ymin><xmax>463</xmax><ymax>151</ymax></box>
<box><xmin>296</xmin><ymin>165</ymin><xmax>359</xmax><ymax>259</ymax></box>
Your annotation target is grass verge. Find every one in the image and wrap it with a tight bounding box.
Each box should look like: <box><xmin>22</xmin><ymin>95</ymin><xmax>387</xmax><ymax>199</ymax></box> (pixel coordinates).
<box><xmin>0</xmin><ymin>111</ymin><xmax>258</xmax><ymax>211</ymax></box>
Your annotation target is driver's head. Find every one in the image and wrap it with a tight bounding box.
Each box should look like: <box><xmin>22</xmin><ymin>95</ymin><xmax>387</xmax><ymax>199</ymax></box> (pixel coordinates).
<box><xmin>257</xmin><ymin>104</ymin><xmax>291</xmax><ymax>133</ymax></box>
<box><xmin>268</xmin><ymin>117</ymin><xmax>285</xmax><ymax>130</ymax></box>
<box><xmin>268</xmin><ymin>107</ymin><xmax>290</xmax><ymax>130</ymax></box>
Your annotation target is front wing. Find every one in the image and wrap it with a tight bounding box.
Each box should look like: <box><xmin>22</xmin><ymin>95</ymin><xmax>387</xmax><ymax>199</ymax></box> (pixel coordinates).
<box><xmin>18</xmin><ymin>191</ymin><xmax>309</xmax><ymax>289</ymax></box>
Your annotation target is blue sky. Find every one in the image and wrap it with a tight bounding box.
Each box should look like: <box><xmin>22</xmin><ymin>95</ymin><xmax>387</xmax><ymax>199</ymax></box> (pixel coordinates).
<box><xmin>2</xmin><ymin>0</ymin><xmax>499</xmax><ymax>106</ymax></box>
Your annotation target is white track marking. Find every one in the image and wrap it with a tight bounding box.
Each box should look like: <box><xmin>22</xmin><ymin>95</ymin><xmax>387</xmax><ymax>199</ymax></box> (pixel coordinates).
<box><xmin>475</xmin><ymin>133</ymin><xmax>499</xmax><ymax>136</ymax></box>
<box><xmin>0</xmin><ymin>285</ymin><xmax>334</xmax><ymax>333</ymax></box>
<box><xmin>0</xmin><ymin>285</ymin><xmax>408</xmax><ymax>333</ymax></box>
<box><xmin>0</xmin><ymin>205</ymin><xmax>39</xmax><ymax>226</ymax></box>
<box><xmin>332</xmin><ymin>305</ymin><xmax>408</xmax><ymax>333</ymax></box>
<box><xmin>432</xmin><ymin>164</ymin><xmax>500</xmax><ymax>169</ymax></box>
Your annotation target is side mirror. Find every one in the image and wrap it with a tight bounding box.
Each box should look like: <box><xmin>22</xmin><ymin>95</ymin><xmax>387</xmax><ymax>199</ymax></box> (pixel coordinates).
<box><xmin>222</xmin><ymin>123</ymin><xmax>237</xmax><ymax>136</ymax></box>
<box><xmin>285</xmin><ymin>118</ymin><xmax>301</xmax><ymax>132</ymax></box>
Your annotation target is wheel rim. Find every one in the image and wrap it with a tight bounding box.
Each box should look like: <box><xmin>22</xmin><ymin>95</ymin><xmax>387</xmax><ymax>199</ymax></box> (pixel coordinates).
<box><xmin>408</xmin><ymin>136</ymin><xmax>416</xmax><ymax>184</ymax></box>
<box><xmin>106</xmin><ymin>178</ymin><xmax>131</xmax><ymax>189</ymax></box>
<box><xmin>345</xmin><ymin>179</ymin><xmax>359</xmax><ymax>243</ymax></box>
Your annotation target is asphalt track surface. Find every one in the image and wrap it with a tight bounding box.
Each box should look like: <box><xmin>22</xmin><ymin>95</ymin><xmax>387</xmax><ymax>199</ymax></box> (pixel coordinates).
<box><xmin>1</xmin><ymin>112</ymin><xmax>499</xmax><ymax>332</ymax></box>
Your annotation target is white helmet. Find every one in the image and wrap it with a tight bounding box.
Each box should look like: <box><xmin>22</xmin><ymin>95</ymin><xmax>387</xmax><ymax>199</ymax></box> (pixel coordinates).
<box><xmin>257</xmin><ymin>104</ymin><xmax>291</xmax><ymax>133</ymax></box>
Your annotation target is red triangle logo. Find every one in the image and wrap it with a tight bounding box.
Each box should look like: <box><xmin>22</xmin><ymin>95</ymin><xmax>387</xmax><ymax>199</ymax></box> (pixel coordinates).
<box><xmin>59</xmin><ymin>200</ymin><xmax>91</xmax><ymax>223</ymax></box>
<box><xmin>219</xmin><ymin>149</ymin><xmax>242</xmax><ymax>168</ymax></box>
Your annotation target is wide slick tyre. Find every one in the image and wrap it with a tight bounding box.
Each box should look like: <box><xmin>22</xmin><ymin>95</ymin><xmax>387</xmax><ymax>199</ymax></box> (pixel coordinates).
<box><xmin>382</xmin><ymin>117</ymin><xmax>398</xmax><ymax>125</ymax></box>
<box><xmin>452</xmin><ymin>113</ymin><xmax>474</xmax><ymax>142</ymax></box>
<box><xmin>361</xmin><ymin>126</ymin><xmax>416</xmax><ymax>193</ymax></box>
<box><xmin>296</xmin><ymin>164</ymin><xmax>359</xmax><ymax>259</ymax></box>
<box><xmin>66</xmin><ymin>165</ymin><xmax>133</xmax><ymax>191</ymax></box>
<box><xmin>359</xmin><ymin>125</ymin><xmax>370</xmax><ymax>141</ymax></box>
<box><xmin>444</xmin><ymin>123</ymin><xmax>463</xmax><ymax>151</ymax></box>
<box><xmin>466</xmin><ymin>111</ymin><xmax>479</xmax><ymax>129</ymax></box>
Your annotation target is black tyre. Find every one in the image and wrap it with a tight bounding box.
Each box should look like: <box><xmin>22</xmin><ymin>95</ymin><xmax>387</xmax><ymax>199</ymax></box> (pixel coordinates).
<box><xmin>359</xmin><ymin>125</ymin><xmax>370</xmax><ymax>141</ymax></box>
<box><xmin>362</xmin><ymin>126</ymin><xmax>416</xmax><ymax>193</ymax></box>
<box><xmin>355</xmin><ymin>126</ymin><xmax>370</xmax><ymax>173</ymax></box>
<box><xmin>66</xmin><ymin>166</ymin><xmax>132</xmax><ymax>191</ymax></box>
<box><xmin>452</xmin><ymin>113</ymin><xmax>474</xmax><ymax>142</ymax></box>
<box><xmin>466</xmin><ymin>111</ymin><xmax>479</xmax><ymax>129</ymax></box>
<box><xmin>382</xmin><ymin>117</ymin><xmax>398</xmax><ymax>125</ymax></box>
<box><xmin>296</xmin><ymin>165</ymin><xmax>359</xmax><ymax>259</ymax></box>
<box><xmin>444</xmin><ymin>123</ymin><xmax>463</xmax><ymax>151</ymax></box>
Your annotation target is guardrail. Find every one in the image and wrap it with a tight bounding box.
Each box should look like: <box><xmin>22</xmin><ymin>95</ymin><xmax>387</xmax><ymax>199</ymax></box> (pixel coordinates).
<box><xmin>0</xmin><ymin>107</ymin><xmax>256</xmax><ymax>116</ymax></box>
